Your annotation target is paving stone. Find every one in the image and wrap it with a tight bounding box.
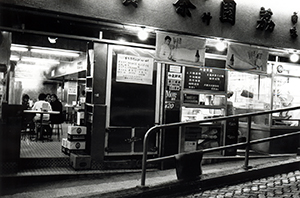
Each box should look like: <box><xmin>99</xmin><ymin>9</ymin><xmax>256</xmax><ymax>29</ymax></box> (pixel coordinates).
<box><xmin>274</xmin><ymin>180</ymin><xmax>282</xmax><ymax>185</ymax></box>
<box><xmin>182</xmin><ymin>169</ymin><xmax>300</xmax><ymax>197</ymax></box>
<box><xmin>251</xmin><ymin>185</ymin><xmax>259</xmax><ymax>191</ymax></box>
<box><xmin>259</xmin><ymin>184</ymin><xmax>267</xmax><ymax>189</ymax></box>
<box><xmin>282</xmin><ymin>178</ymin><xmax>289</xmax><ymax>184</ymax></box>
<box><xmin>267</xmin><ymin>182</ymin><xmax>275</xmax><ymax>187</ymax></box>
<box><xmin>289</xmin><ymin>176</ymin><xmax>296</xmax><ymax>182</ymax></box>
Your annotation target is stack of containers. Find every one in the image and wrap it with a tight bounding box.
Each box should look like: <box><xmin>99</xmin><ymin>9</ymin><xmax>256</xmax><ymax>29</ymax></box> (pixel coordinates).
<box><xmin>61</xmin><ymin>126</ymin><xmax>87</xmax><ymax>155</ymax></box>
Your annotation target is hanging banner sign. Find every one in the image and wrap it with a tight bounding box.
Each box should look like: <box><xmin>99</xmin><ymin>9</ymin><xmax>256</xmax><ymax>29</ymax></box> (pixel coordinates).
<box><xmin>116</xmin><ymin>54</ymin><xmax>154</xmax><ymax>85</ymax></box>
<box><xmin>226</xmin><ymin>43</ymin><xmax>269</xmax><ymax>73</ymax></box>
<box><xmin>156</xmin><ymin>32</ymin><xmax>206</xmax><ymax>66</ymax></box>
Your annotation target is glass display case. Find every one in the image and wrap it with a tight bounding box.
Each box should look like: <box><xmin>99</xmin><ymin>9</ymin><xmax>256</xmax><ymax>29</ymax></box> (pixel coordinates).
<box><xmin>181</xmin><ymin>107</ymin><xmax>224</xmax><ymax>122</ymax></box>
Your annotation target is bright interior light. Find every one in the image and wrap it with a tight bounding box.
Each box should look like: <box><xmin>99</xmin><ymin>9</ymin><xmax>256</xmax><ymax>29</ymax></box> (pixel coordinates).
<box><xmin>117</xmin><ymin>38</ymin><xmax>127</xmax><ymax>43</ymax></box>
<box><xmin>138</xmin><ymin>28</ymin><xmax>149</xmax><ymax>41</ymax></box>
<box><xmin>48</xmin><ymin>37</ymin><xmax>58</xmax><ymax>44</ymax></box>
<box><xmin>10</xmin><ymin>55</ymin><xmax>20</xmax><ymax>61</ymax></box>
<box><xmin>21</xmin><ymin>56</ymin><xmax>60</xmax><ymax>65</ymax></box>
<box><xmin>31</xmin><ymin>48</ymin><xmax>80</xmax><ymax>57</ymax></box>
<box><xmin>290</xmin><ymin>53</ymin><xmax>299</xmax><ymax>62</ymax></box>
<box><xmin>215</xmin><ymin>41</ymin><xmax>227</xmax><ymax>51</ymax></box>
<box><xmin>11</xmin><ymin>45</ymin><xmax>28</xmax><ymax>52</ymax></box>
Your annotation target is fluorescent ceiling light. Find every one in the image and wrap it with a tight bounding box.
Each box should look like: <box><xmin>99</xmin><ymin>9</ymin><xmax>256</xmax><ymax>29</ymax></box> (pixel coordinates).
<box><xmin>31</xmin><ymin>48</ymin><xmax>80</xmax><ymax>57</ymax></box>
<box><xmin>11</xmin><ymin>45</ymin><xmax>28</xmax><ymax>52</ymax></box>
<box><xmin>10</xmin><ymin>55</ymin><xmax>20</xmax><ymax>61</ymax></box>
<box><xmin>21</xmin><ymin>56</ymin><xmax>60</xmax><ymax>64</ymax></box>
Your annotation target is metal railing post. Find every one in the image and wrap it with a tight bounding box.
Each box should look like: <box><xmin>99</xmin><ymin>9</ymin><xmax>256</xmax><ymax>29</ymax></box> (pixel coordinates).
<box><xmin>141</xmin><ymin>126</ymin><xmax>156</xmax><ymax>187</ymax></box>
<box><xmin>244</xmin><ymin>116</ymin><xmax>252</xmax><ymax>170</ymax></box>
<box><xmin>139</xmin><ymin>106</ymin><xmax>300</xmax><ymax>186</ymax></box>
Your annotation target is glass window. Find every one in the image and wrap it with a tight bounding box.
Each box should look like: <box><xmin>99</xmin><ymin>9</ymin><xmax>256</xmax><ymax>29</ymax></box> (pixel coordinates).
<box><xmin>227</xmin><ymin>71</ymin><xmax>272</xmax><ymax>126</ymax></box>
<box><xmin>272</xmin><ymin>63</ymin><xmax>300</xmax><ymax>126</ymax></box>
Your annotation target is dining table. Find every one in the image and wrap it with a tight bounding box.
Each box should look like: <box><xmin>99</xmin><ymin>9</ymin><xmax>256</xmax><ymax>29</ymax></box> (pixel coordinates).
<box><xmin>23</xmin><ymin>109</ymin><xmax>60</xmax><ymax>141</ymax></box>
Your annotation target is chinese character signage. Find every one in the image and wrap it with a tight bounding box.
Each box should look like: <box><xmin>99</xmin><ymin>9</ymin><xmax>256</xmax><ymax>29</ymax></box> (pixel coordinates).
<box><xmin>220</xmin><ymin>0</ymin><xmax>236</xmax><ymax>25</ymax></box>
<box><xmin>116</xmin><ymin>54</ymin><xmax>154</xmax><ymax>85</ymax></box>
<box><xmin>156</xmin><ymin>32</ymin><xmax>206</xmax><ymax>66</ymax></box>
<box><xmin>184</xmin><ymin>66</ymin><xmax>225</xmax><ymax>91</ymax></box>
<box><xmin>165</xmin><ymin>65</ymin><xmax>182</xmax><ymax>110</ymax></box>
<box><xmin>226</xmin><ymin>43</ymin><xmax>269</xmax><ymax>73</ymax></box>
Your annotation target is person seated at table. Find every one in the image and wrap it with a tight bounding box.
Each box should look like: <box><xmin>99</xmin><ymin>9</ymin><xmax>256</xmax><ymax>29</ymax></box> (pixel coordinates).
<box><xmin>45</xmin><ymin>93</ymin><xmax>51</xmax><ymax>103</ymax></box>
<box><xmin>22</xmin><ymin>94</ymin><xmax>31</xmax><ymax>110</ymax></box>
<box><xmin>21</xmin><ymin>94</ymin><xmax>35</xmax><ymax>138</ymax></box>
<box><xmin>32</xmin><ymin>93</ymin><xmax>53</xmax><ymax>141</ymax></box>
<box><xmin>50</xmin><ymin>94</ymin><xmax>64</xmax><ymax>125</ymax></box>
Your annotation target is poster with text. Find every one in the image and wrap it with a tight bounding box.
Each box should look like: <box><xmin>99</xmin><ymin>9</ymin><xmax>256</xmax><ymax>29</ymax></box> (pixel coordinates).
<box><xmin>116</xmin><ymin>54</ymin><xmax>154</xmax><ymax>85</ymax></box>
<box><xmin>156</xmin><ymin>32</ymin><xmax>206</xmax><ymax>66</ymax></box>
<box><xmin>226</xmin><ymin>43</ymin><xmax>269</xmax><ymax>73</ymax></box>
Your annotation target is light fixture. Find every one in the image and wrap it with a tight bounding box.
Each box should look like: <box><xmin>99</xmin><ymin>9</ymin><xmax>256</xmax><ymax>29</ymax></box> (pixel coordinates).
<box><xmin>215</xmin><ymin>40</ymin><xmax>227</xmax><ymax>51</ymax></box>
<box><xmin>11</xmin><ymin>45</ymin><xmax>28</xmax><ymax>52</ymax></box>
<box><xmin>21</xmin><ymin>56</ymin><xmax>60</xmax><ymax>65</ymax></box>
<box><xmin>118</xmin><ymin>37</ymin><xmax>127</xmax><ymax>43</ymax></box>
<box><xmin>10</xmin><ymin>55</ymin><xmax>20</xmax><ymax>61</ymax></box>
<box><xmin>137</xmin><ymin>27</ymin><xmax>149</xmax><ymax>41</ymax></box>
<box><xmin>31</xmin><ymin>48</ymin><xmax>80</xmax><ymax>57</ymax></box>
<box><xmin>48</xmin><ymin>37</ymin><xmax>58</xmax><ymax>44</ymax></box>
<box><xmin>290</xmin><ymin>53</ymin><xmax>299</xmax><ymax>62</ymax></box>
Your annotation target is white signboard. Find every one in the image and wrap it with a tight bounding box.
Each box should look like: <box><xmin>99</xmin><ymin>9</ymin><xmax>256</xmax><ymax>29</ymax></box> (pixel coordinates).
<box><xmin>156</xmin><ymin>32</ymin><xmax>206</xmax><ymax>66</ymax></box>
<box><xmin>226</xmin><ymin>43</ymin><xmax>269</xmax><ymax>73</ymax></box>
<box><xmin>116</xmin><ymin>54</ymin><xmax>153</xmax><ymax>85</ymax></box>
<box><xmin>66</xmin><ymin>81</ymin><xmax>77</xmax><ymax>95</ymax></box>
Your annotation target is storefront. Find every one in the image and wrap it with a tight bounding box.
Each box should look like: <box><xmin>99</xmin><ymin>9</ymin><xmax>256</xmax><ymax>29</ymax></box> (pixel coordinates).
<box><xmin>1</xmin><ymin>1</ymin><xmax>300</xmax><ymax>171</ymax></box>
<box><xmin>228</xmin><ymin>60</ymin><xmax>300</xmax><ymax>154</ymax></box>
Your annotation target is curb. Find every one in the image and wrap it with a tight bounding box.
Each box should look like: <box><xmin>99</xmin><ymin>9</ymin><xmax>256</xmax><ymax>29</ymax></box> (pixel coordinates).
<box><xmin>85</xmin><ymin>158</ymin><xmax>300</xmax><ymax>198</ymax></box>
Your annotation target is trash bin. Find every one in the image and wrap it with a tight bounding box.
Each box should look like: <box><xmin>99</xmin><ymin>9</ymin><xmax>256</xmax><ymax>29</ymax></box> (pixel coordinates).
<box><xmin>175</xmin><ymin>151</ymin><xmax>203</xmax><ymax>180</ymax></box>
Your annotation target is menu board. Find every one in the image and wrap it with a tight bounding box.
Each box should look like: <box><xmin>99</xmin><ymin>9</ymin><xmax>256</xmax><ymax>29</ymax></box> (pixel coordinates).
<box><xmin>116</xmin><ymin>54</ymin><xmax>153</xmax><ymax>85</ymax></box>
<box><xmin>184</xmin><ymin>67</ymin><xmax>225</xmax><ymax>91</ymax></box>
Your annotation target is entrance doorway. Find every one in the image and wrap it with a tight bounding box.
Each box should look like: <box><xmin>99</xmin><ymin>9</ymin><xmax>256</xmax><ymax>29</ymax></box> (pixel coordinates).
<box><xmin>6</xmin><ymin>33</ymin><xmax>87</xmax><ymax>160</ymax></box>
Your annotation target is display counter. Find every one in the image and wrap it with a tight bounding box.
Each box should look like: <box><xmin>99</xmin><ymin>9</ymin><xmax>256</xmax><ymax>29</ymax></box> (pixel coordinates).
<box><xmin>239</xmin><ymin>122</ymin><xmax>300</xmax><ymax>154</ymax></box>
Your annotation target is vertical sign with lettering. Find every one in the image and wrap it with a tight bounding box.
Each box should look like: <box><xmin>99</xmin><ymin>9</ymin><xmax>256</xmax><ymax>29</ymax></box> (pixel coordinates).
<box><xmin>165</xmin><ymin>65</ymin><xmax>182</xmax><ymax>110</ymax></box>
<box><xmin>116</xmin><ymin>54</ymin><xmax>154</xmax><ymax>85</ymax></box>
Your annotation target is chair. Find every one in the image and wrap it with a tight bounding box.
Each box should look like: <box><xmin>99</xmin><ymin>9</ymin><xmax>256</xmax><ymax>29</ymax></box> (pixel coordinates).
<box><xmin>52</xmin><ymin>123</ymin><xmax>63</xmax><ymax>141</ymax></box>
<box><xmin>50</xmin><ymin>111</ymin><xmax>65</xmax><ymax>141</ymax></box>
<box><xmin>35</xmin><ymin>120</ymin><xmax>52</xmax><ymax>142</ymax></box>
<box><xmin>21</xmin><ymin>123</ymin><xmax>35</xmax><ymax>141</ymax></box>
<box><xmin>21</xmin><ymin>113</ymin><xmax>35</xmax><ymax>141</ymax></box>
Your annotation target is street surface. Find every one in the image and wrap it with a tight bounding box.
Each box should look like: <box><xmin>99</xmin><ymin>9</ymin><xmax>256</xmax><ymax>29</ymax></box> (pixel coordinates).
<box><xmin>177</xmin><ymin>170</ymin><xmax>300</xmax><ymax>198</ymax></box>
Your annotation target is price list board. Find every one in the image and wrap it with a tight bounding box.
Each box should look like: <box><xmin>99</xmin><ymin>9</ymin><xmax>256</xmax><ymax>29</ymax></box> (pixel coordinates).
<box><xmin>184</xmin><ymin>67</ymin><xmax>225</xmax><ymax>91</ymax></box>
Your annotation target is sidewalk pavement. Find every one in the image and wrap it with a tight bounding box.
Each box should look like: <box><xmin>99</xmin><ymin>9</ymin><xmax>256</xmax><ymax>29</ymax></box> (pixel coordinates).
<box><xmin>1</xmin><ymin>155</ymin><xmax>300</xmax><ymax>198</ymax></box>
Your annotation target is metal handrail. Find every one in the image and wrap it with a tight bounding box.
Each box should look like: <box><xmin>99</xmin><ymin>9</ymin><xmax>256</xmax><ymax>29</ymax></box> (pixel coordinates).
<box><xmin>141</xmin><ymin>106</ymin><xmax>300</xmax><ymax>186</ymax></box>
